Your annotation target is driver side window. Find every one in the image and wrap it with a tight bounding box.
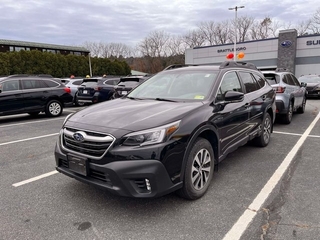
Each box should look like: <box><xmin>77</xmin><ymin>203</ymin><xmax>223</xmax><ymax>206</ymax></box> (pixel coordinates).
<box><xmin>216</xmin><ymin>72</ymin><xmax>242</xmax><ymax>101</ymax></box>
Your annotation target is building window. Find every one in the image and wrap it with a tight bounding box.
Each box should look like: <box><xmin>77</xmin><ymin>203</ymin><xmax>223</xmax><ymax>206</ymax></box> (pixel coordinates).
<box><xmin>73</xmin><ymin>51</ymin><xmax>81</xmax><ymax>56</ymax></box>
<box><xmin>15</xmin><ymin>46</ymin><xmax>25</xmax><ymax>51</ymax></box>
<box><xmin>9</xmin><ymin>46</ymin><xmax>14</xmax><ymax>51</ymax></box>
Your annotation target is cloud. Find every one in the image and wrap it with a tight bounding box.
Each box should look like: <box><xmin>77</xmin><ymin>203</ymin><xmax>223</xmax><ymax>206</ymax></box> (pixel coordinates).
<box><xmin>0</xmin><ymin>0</ymin><xmax>318</xmax><ymax>48</ymax></box>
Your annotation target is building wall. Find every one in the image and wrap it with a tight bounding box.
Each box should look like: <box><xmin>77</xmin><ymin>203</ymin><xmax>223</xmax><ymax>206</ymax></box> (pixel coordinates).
<box><xmin>185</xmin><ymin>30</ymin><xmax>320</xmax><ymax>77</ymax></box>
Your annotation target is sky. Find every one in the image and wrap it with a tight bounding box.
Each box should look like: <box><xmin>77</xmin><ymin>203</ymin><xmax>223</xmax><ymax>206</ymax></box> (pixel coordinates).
<box><xmin>0</xmin><ymin>0</ymin><xmax>318</xmax><ymax>48</ymax></box>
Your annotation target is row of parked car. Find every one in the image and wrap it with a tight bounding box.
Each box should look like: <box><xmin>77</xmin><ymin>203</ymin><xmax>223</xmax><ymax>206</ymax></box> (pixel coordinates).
<box><xmin>0</xmin><ymin>74</ymin><xmax>149</xmax><ymax>117</ymax></box>
<box><xmin>60</xmin><ymin>75</ymin><xmax>150</xmax><ymax>106</ymax></box>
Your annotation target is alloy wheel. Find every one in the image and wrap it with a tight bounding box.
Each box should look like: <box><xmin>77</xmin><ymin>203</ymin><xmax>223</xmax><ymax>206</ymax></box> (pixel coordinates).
<box><xmin>49</xmin><ymin>102</ymin><xmax>61</xmax><ymax>116</ymax></box>
<box><xmin>191</xmin><ymin>148</ymin><xmax>212</xmax><ymax>190</ymax></box>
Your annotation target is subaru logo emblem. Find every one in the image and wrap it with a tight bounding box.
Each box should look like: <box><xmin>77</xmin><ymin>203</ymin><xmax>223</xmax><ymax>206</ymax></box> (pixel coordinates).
<box><xmin>73</xmin><ymin>132</ymin><xmax>85</xmax><ymax>142</ymax></box>
<box><xmin>281</xmin><ymin>40</ymin><xmax>292</xmax><ymax>47</ymax></box>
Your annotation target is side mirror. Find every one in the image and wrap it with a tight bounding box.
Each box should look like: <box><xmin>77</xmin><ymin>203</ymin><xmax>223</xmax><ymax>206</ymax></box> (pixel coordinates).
<box><xmin>224</xmin><ymin>91</ymin><xmax>244</xmax><ymax>102</ymax></box>
<box><xmin>300</xmin><ymin>82</ymin><xmax>307</xmax><ymax>88</ymax></box>
<box><xmin>212</xmin><ymin>91</ymin><xmax>244</xmax><ymax>112</ymax></box>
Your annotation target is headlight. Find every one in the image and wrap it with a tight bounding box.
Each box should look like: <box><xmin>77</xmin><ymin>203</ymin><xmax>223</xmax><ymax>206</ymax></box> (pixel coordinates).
<box><xmin>315</xmin><ymin>87</ymin><xmax>320</xmax><ymax>91</ymax></box>
<box><xmin>122</xmin><ymin>120</ymin><xmax>181</xmax><ymax>146</ymax></box>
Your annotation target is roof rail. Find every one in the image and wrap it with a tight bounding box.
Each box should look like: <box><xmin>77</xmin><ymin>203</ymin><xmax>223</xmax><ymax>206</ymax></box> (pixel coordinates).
<box><xmin>6</xmin><ymin>74</ymin><xmax>53</xmax><ymax>78</ymax></box>
<box><xmin>219</xmin><ymin>61</ymin><xmax>258</xmax><ymax>70</ymax></box>
<box><xmin>163</xmin><ymin>64</ymin><xmax>200</xmax><ymax>71</ymax></box>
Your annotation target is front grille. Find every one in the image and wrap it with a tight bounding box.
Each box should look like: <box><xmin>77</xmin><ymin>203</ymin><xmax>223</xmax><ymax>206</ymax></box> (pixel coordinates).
<box><xmin>62</xmin><ymin>127</ymin><xmax>115</xmax><ymax>159</ymax></box>
<box><xmin>306</xmin><ymin>86</ymin><xmax>314</xmax><ymax>91</ymax></box>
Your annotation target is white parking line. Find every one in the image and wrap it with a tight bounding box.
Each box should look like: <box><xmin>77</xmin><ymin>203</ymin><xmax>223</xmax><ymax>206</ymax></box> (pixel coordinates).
<box><xmin>0</xmin><ymin>133</ymin><xmax>59</xmax><ymax>146</ymax></box>
<box><xmin>0</xmin><ymin>117</ymin><xmax>65</xmax><ymax>128</ymax></box>
<box><xmin>12</xmin><ymin>170</ymin><xmax>58</xmax><ymax>187</ymax></box>
<box><xmin>273</xmin><ymin>131</ymin><xmax>320</xmax><ymax>138</ymax></box>
<box><xmin>222</xmin><ymin>111</ymin><xmax>320</xmax><ymax>240</ymax></box>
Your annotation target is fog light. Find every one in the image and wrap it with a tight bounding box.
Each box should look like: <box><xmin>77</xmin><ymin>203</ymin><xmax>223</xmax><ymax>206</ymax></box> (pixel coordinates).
<box><xmin>145</xmin><ymin>179</ymin><xmax>151</xmax><ymax>191</ymax></box>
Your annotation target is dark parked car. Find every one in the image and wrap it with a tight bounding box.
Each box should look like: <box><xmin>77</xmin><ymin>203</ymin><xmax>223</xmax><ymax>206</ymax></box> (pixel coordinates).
<box><xmin>112</xmin><ymin>75</ymin><xmax>150</xmax><ymax>99</ymax></box>
<box><xmin>0</xmin><ymin>74</ymin><xmax>73</xmax><ymax>117</ymax></box>
<box><xmin>263</xmin><ymin>69</ymin><xmax>307</xmax><ymax>124</ymax></box>
<box><xmin>76</xmin><ymin>77</ymin><xmax>120</xmax><ymax>104</ymax></box>
<box><xmin>298</xmin><ymin>74</ymin><xmax>320</xmax><ymax>98</ymax></box>
<box><xmin>55</xmin><ymin>61</ymin><xmax>276</xmax><ymax>200</ymax></box>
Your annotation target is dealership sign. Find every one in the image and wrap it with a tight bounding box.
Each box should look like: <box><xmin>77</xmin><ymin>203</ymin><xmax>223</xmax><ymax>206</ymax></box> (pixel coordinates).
<box><xmin>307</xmin><ymin>40</ymin><xmax>320</xmax><ymax>45</ymax></box>
<box><xmin>217</xmin><ymin>47</ymin><xmax>246</xmax><ymax>53</ymax></box>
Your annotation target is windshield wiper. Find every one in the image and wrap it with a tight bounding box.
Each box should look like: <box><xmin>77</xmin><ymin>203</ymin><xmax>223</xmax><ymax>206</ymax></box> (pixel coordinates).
<box><xmin>154</xmin><ymin>98</ymin><xmax>177</xmax><ymax>102</ymax></box>
<box><xmin>126</xmin><ymin>96</ymin><xmax>143</xmax><ymax>100</ymax></box>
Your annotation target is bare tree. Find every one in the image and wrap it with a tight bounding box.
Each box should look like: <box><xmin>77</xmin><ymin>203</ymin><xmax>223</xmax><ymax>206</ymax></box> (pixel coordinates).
<box><xmin>82</xmin><ymin>41</ymin><xmax>105</xmax><ymax>57</ymax></box>
<box><xmin>182</xmin><ymin>29</ymin><xmax>206</xmax><ymax>48</ymax></box>
<box><xmin>234</xmin><ymin>15</ymin><xmax>254</xmax><ymax>42</ymax></box>
<box><xmin>198</xmin><ymin>21</ymin><xmax>217</xmax><ymax>45</ymax></box>
<box><xmin>250</xmin><ymin>17</ymin><xmax>274</xmax><ymax>40</ymax></box>
<box><xmin>294</xmin><ymin>20</ymin><xmax>312</xmax><ymax>36</ymax></box>
<box><xmin>214</xmin><ymin>20</ymin><xmax>233</xmax><ymax>44</ymax></box>
<box><xmin>310</xmin><ymin>8</ymin><xmax>320</xmax><ymax>34</ymax></box>
<box><xmin>138</xmin><ymin>30</ymin><xmax>171</xmax><ymax>57</ymax></box>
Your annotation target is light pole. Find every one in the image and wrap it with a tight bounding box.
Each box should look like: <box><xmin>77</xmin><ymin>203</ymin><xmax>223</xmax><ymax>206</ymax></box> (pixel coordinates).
<box><xmin>228</xmin><ymin>6</ymin><xmax>244</xmax><ymax>61</ymax></box>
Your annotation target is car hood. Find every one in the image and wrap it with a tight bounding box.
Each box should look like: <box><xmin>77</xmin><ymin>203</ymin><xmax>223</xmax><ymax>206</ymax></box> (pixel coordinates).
<box><xmin>66</xmin><ymin>98</ymin><xmax>204</xmax><ymax>132</ymax></box>
<box><xmin>306</xmin><ymin>83</ymin><xmax>320</xmax><ymax>87</ymax></box>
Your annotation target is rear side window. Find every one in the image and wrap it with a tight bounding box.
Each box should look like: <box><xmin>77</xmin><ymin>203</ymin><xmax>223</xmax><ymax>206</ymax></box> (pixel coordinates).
<box><xmin>72</xmin><ymin>80</ymin><xmax>82</xmax><ymax>85</ymax></box>
<box><xmin>283</xmin><ymin>74</ymin><xmax>295</xmax><ymax>85</ymax></box>
<box><xmin>2</xmin><ymin>80</ymin><xmax>20</xmax><ymax>91</ymax></box>
<box><xmin>22</xmin><ymin>79</ymin><xmax>50</xmax><ymax>89</ymax></box>
<box><xmin>44</xmin><ymin>80</ymin><xmax>60</xmax><ymax>87</ymax></box>
<box><xmin>238</xmin><ymin>71</ymin><xmax>260</xmax><ymax>93</ymax></box>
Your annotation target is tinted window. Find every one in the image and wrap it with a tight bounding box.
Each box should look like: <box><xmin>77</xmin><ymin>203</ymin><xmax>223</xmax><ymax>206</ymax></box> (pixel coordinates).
<box><xmin>239</xmin><ymin>71</ymin><xmax>259</xmax><ymax>93</ymax></box>
<box><xmin>73</xmin><ymin>80</ymin><xmax>82</xmax><ymax>85</ymax></box>
<box><xmin>264</xmin><ymin>73</ymin><xmax>280</xmax><ymax>84</ymax></box>
<box><xmin>22</xmin><ymin>79</ymin><xmax>48</xmax><ymax>89</ymax></box>
<box><xmin>216</xmin><ymin>72</ymin><xmax>242</xmax><ymax>101</ymax></box>
<box><xmin>104</xmin><ymin>79</ymin><xmax>119</xmax><ymax>85</ymax></box>
<box><xmin>253</xmin><ymin>73</ymin><xmax>266</xmax><ymax>88</ymax></box>
<box><xmin>2</xmin><ymin>80</ymin><xmax>20</xmax><ymax>91</ymax></box>
<box><xmin>44</xmin><ymin>80</ymin><xmax>59</xmax><ymax>87</ymax></box>
<box><xmin>283</xmin><ymin>74</ymin><xmax>295</xmax><ymax>85</ymax></box>
<box><xmin>81</xmin><ymin>80</ymin><xmax>98</xmax><ymax>88</ymax></box>
<box><xmin>290</xmin><ymin>74</ymin><xmax>301</xmax><ymax>86</ymax></box>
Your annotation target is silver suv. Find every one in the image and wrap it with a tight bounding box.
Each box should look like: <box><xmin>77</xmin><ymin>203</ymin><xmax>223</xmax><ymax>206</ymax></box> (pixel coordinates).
<box><xmin>263</xmin><ymin>69</ymin><xmax>307</xmax><ymax>124</ymax></box>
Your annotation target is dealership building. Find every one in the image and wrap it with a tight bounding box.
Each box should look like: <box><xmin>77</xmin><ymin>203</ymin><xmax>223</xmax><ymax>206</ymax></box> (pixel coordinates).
<box><xmin>185</xmin><ymin>29</ymin><xmax>320</xmax><ymax>77</ymax></box>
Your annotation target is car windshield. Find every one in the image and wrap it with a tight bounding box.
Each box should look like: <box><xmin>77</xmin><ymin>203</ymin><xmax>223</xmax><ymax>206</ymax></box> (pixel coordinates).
<box><xmin>298</xmin><ymin>76</ymin><xmax>320</xmax><ymax>83</ymax></box>
<box><xmin>127</xmin><ymin>70</ymin><xmax>218</xmax><ymax>100</ymax></box>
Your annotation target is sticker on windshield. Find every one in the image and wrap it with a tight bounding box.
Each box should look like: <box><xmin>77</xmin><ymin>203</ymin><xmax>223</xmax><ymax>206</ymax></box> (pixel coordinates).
<box><xmin>205</xmin><ymin>74</ymin><xmax>211</xmax><ymax>77</ymax></box>
<box><xmin>194</xmin><ymin>95</ymin><xmax>205</xmax><ymax>99</ymax></box>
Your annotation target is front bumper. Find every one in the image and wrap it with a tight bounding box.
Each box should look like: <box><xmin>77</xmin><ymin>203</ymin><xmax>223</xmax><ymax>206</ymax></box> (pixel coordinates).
<box><xmin>55</xmin><ymin>144</ymin><xmax>182</xmax><ymax>198</ymax></box>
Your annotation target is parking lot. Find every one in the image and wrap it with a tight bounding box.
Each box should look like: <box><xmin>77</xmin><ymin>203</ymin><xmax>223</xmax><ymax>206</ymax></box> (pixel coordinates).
<box><xmin>1</xmin><ymin>99</ymin><xmax>320</xmax><ymax>240</ymax></box>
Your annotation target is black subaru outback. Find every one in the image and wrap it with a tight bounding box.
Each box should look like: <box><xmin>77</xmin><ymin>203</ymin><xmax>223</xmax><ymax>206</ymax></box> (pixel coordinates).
<box><xmin>0</xmin><ymin>74</ymin><xmax>73</xmax><ymax>117</ymax></box>
<box><xmin>55</xmin><ymin>61</ymin><xmax>276</xmax><ymax>200</ymax></box>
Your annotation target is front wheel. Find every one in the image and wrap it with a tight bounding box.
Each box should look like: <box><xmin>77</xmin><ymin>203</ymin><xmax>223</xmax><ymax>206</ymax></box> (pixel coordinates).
<box><xmin>45</xmin><ymin>100</ymin><xmax>62</xmax><ymax>117</ymax></box>
<box><xmin>252</xmin><ymin>112</ymin><xmax>272</xmax><ymax>147</ymax></box>
<box><xmin>178</xmin><ymin>138</ymin><xmax>214</xmax><ymax>200</ymax></box>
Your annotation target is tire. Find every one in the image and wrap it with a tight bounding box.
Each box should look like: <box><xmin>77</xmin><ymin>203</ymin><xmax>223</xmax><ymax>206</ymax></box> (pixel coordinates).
<box><xmin>74</xmin><ymin>95</ymin><xmax>85</xmax><ymax>106</ymax></box>
<box><xmin>252</xmin><ymin>112</ymin><xmax>272</xmax><ymax>147</ymax></box>
<box><xmin>281</xmin><ymin>101</ymin><xmax>293</xmax><ymax>124</ymax></box>
<box><xmin>297</xmin><ymin>96</ymin><xmax>306</xmax><ymax>114</ymax></box>
<box><xmin>28</xmin><ymin>112</ymin><xmax>40</xmax><ymax>117</ymax></box>
<box><xmin>45</xmin><ymin>100</ymin><xmax>62</xmax><ymax>117</ymax></box>
<box><xmin>178</xmin><ymin>138</ymin><xmax>214</xmax><ymax>200</ymax></box>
